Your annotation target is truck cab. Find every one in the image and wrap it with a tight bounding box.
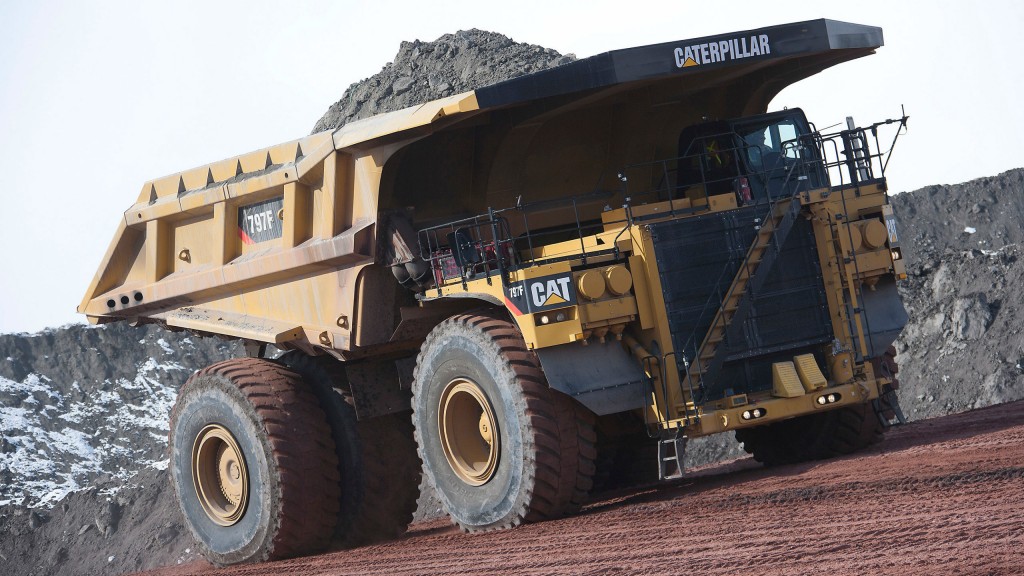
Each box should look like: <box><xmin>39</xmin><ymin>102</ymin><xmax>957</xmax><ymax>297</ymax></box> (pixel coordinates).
<box><xmin>676</xmin><ymin>109</ymin><xmax>827</xmax><ymax>206</ymax></box>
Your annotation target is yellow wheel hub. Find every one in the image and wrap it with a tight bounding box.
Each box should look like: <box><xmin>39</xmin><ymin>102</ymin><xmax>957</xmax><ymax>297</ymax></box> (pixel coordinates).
<box><xmin>439</xmin><ymin>379</ymin><xmax>499</xmax><ymax>486</ymax></box>
<box><xmin>192</xmin><ymin>424</ymin><xmax>249</xmax><ymax>526</ymax></box>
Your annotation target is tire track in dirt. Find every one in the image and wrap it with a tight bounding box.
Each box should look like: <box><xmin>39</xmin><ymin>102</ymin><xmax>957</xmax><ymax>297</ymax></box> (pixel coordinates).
<box><xmin>136</xmin><ymin>400</ymin><xmax>1024</xmax><ymax>576</ymax></box>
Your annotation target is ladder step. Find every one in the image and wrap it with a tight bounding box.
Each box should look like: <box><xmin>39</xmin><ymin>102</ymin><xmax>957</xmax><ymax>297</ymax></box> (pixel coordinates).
<box><xmin>657</xmin><ymin>433</ymin><xmax>688</xmax><ymax>481</ymax></box>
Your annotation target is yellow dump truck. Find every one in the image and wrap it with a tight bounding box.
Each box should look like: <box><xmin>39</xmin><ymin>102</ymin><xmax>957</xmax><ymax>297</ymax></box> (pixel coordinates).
<box><xmin>81</xmin><ymin>19</ymin><xmax>910</xmax><ymax>565</ymax></box>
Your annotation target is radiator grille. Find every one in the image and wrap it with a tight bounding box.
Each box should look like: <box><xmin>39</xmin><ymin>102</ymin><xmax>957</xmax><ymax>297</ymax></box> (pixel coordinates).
<box><xmin>649</xmin><ymin>207</ymin><xmax>832</xmax><ymax>397</ymax></box>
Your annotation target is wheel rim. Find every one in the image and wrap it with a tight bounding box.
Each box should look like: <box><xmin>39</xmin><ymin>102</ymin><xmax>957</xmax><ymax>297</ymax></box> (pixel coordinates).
<box><xmin>438</xmin><ymin>378</ymin><xmax>500</xmax><ymax>486</ymax></box>
<box><xmin>192</xmin><ymin>424</ymin><xmax>249</xmax><ymax>526</ymax></box>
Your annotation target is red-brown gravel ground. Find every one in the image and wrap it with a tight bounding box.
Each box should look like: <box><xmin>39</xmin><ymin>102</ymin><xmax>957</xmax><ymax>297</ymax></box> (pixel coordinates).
<box><xmin>138</xmin><ymin>400</ymin><xmax>1024</xmax><ymax>576</ymax></box>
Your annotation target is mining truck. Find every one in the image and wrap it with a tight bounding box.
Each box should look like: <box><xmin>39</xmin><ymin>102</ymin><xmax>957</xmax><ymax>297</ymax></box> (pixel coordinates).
<box><xmin>80</xmin><ymin>19</ymin><xmax>910</xmax><ymax>565</ymax></box>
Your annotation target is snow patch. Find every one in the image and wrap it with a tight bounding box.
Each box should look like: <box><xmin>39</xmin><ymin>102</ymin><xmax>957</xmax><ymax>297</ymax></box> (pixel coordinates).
<box><xmin>0</xmin><ymin>361</ymin><xmax>184</xmax><ymax>507</ymax></box>
<box><xmin>156</xmin><ymin>338</ymin><xmax>175</xmax><ymax>355</ymax></box>
<box><xmin>964</xmin><ymin>226</ymin><xmax>977</xmax><ymax>234</ymax></box>
<box><xmin>0</xmin><ymin>373</ymin><xmax>63</xmax><ymax>403</ymax></box>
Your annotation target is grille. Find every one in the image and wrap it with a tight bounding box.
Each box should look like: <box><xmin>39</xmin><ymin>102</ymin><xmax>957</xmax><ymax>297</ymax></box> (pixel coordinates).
<box><xmin>649</xmin><ymin>207</ymin><xmax>832</xmax><ymax>396</ymax></box>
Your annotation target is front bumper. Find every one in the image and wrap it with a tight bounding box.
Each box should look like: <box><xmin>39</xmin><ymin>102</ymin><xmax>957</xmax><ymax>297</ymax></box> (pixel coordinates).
<box><xmin>666</xmin><ymin>378</ymin><xmax>882</xmax><ymax>437</ymax></box>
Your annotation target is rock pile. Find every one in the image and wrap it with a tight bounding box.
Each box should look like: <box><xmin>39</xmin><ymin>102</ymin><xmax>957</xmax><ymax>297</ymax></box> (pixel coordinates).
<box><xmin>0</xmin><ymin>467</ymin><xmax>199</xmax><ymax>576</ymax></box>
<box><xmin>0</xmin><ymin>323</ymin><xmax>242</xmax><ymax>509</ymax></box>
<box><xmin>890</xmin><ymin>168</ymin><xmax>1024</xmax><ymax>418</ymax></box>
<box><xmin>0</xmin><ymin>324</ymin><xmax>241</xmax><ymax>575</ymax></box>
<box><xmin>311</xmin><ymin>29</ymin><xmax>574</xmax><ymax>133</ymax></box>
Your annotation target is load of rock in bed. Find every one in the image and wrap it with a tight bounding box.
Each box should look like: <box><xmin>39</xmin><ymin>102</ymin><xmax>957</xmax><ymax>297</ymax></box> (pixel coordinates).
<box><xmin>310</xmin><ymin>29</ymin><xmax>575</xmax><ymax>134</ymax></box>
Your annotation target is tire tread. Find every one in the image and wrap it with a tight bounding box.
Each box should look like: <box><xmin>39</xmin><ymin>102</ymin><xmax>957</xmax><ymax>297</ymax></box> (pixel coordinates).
<box><xmin>169</xmin><ymin>357</ymin><xmax>340</xmax><ymax>564</ymax></box>
<box><xmin>412</xmin><ymin>311</ymin><xmax>596</xmax><ymax>531</ymax></box>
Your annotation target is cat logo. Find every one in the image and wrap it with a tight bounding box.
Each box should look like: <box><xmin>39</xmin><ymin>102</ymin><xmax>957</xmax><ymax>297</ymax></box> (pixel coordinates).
<box><xmin>531</xmin><ymin>277</ymin><xmax>572</xmax><ymax>308</ymax></box>
<box><xmin>673</xmin><ymin>34</ymin><xmax>771</xmax><ymax>69</ymax></box>
<box><xmin>505</xmin><ymin>273</ymin><xmax>577</xmax><ymax>315</ymax></box>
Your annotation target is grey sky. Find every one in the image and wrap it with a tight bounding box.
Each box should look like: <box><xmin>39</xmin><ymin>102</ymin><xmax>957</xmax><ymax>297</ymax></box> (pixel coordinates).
<box><xmin>1</xmin><ymin>0</ymin><xmax>1021</xmax><ymax>333</ymax></box>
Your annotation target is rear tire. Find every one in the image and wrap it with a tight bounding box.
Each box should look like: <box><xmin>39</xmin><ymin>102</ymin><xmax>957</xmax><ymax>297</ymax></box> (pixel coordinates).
<box><xmin>277</xmin><ymin>352</ymin><xmax>420</xmax><ymax>547</ymax></box>
<box><xmin>735</xmin><ymin>402</ymin><xmax>884</xmax><ymax>466</ymax></box>
<box><xmin>168</xmin><ymin>358</ymin><xmax>340</xmax><ymax>565</ymax></box>
<box><xmin>412</xmin><ymin>312</ymin><xmax>595</xmax><ymax>531</ymax></box>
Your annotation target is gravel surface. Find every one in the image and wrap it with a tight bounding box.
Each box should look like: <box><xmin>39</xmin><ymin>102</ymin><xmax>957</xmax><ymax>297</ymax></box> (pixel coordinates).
<box><xmin>137</xmin><ymin>400</ymin><xmax>1024</xmax><ymax>576</ymax></box>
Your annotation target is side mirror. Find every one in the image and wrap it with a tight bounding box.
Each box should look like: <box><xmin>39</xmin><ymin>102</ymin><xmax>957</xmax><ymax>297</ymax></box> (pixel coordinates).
<box><xmin>446</xmin><ymin>229</ymin><xmax>482</xmax><ymax>267</ymax></box>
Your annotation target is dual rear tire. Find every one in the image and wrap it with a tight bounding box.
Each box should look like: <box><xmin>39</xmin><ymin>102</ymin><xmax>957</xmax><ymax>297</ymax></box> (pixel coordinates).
<box><xmin>169</xmin><ymin>358</ymin><xmax>339</xmax><ymax>565</ymax></box>
<box><xmin>169</xmin><ymin>356</ymin><xmax>419</xmax><ymax>566</ymax></box>
<box><xmin>170</xmin><ymin>311</ymin><xmax>597</xmax><ymax>564</ymax></box>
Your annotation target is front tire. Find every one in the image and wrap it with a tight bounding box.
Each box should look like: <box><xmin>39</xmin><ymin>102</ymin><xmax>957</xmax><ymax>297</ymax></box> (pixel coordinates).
<box><xmin>735</xmin><ymin>402</ymin><xmax>884</xmax><ymax>466</ymax></box>
<box><xmin>169</xmin><ymin>358</ymin><xmax>340</xmax><ymax>565</ymax></box>
<box><xmin>412</xmin><ymin>312</ymin><xmax>595</xmax><ymax>531</ymax></box>
<box><xmin>737</xmin><ymin>350</ymin><xmax>903</xmax><ymax>466</ymax></box>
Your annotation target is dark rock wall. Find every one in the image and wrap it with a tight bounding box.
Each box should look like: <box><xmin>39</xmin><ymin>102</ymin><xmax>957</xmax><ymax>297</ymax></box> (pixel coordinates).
<box><xmin>891</xmin><ymin>168</ymin><xmax>1024</xmax><ymax>419</ymax></box>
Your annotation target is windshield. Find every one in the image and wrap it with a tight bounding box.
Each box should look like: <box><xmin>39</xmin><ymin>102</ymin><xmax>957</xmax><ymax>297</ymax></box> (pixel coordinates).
<box><xmin>733</xmin><ymin>112</ymin><xmax>826</xmax><ymax>198</ymax></box>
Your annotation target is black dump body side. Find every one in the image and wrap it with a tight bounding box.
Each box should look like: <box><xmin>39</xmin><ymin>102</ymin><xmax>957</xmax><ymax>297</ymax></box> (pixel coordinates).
<box><xmin>475</xmin><ymin>19</ymin><xmax>883</xmax><ymax>114</ymax></box>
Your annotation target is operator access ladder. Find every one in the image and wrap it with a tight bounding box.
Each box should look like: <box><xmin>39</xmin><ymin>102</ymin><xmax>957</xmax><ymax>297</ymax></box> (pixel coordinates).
<box><xmin>677</xmin><ymin>194</ymin><xmax>804</xmax><ymax>414</ymax></box>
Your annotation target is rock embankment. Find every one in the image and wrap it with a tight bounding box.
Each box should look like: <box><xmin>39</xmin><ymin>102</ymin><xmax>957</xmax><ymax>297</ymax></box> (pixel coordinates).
<box><xmin>891</xmin><ymin>168</ymin><xmax>1024</xmax><ymax>418</ymax></box>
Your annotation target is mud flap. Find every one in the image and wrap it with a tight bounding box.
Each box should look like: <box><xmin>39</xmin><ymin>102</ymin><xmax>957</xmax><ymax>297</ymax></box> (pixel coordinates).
<box><xmin>872</xmin><ymin>344</ymin><xmax>906</xmax><ymax>427</ymax></box>
<box><xmin>857</xmin><ymin>276</ymin><xmax>909</xmax><ymax>359</ymax></box>
<box><xmin>535</xmin><ymin>341</ymin><xmax>646</xmax><ymax>416</ymax></box>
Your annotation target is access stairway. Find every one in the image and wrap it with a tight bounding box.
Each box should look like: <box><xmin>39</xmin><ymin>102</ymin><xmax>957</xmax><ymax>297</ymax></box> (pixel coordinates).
<box><xmin>682</xmin><ymin>194</ymin><xmax>805</xmax><ymax>408</ymax></box>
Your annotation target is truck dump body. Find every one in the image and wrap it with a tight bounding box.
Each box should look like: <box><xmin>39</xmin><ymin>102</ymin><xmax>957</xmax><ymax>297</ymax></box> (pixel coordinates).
<box><xmin>80</xmin><ymin>19</ymin><xmax>884</xmax><ymax>356</ymax></box>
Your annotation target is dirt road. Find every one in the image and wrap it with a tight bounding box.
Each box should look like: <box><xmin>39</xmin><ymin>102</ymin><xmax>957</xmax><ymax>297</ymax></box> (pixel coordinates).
<box><xmin>140</xmin><ymin>401</ymin><xmax>1024</xmax><ymax>576</ymax></box>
